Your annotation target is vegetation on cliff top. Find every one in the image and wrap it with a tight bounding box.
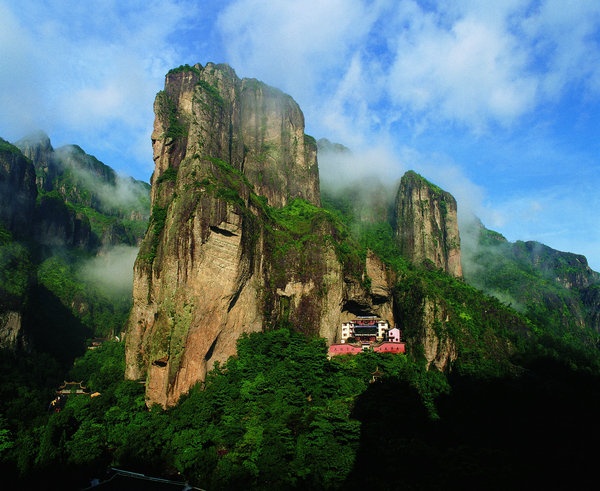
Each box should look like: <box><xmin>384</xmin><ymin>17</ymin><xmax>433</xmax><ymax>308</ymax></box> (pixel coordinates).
<box><xmin>0</xmin><ymin>138</ymin><xmax>23</xmax><ymax>156</ymax></box>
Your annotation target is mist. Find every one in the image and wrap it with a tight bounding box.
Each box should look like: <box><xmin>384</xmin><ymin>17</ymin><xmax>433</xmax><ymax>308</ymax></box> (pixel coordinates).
<box><xmin>78</xmin><ymin>245</ymin><xmax>138</xmax><ymax>300</ymax></box>
<box><xmin>317</xmin><ymin>139</ymin><xmax>403</xmax><ymax>226</ymax></box>
<box><xmin>317</xmin><ymin>135</ymin><xmax>529</xmax><ymax>313</ymax></box>
<box><xmin>54</xmin><ymin>145</ymin><xmax>150</xmax><ymax>216</ymax></box>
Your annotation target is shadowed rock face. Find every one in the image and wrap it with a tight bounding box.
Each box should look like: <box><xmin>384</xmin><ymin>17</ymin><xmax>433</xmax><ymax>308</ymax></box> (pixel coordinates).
<box><xmin>15</xmin><ymin>131</ymin><xmax>150</xmax><ymax>249</ymax></box>
<box><xmin>394</xmin><ymin>171</ymin><xmax>462</xmax><ymax>278</ymax></box>
<box><xmin>0</xmin><ymin>140</ymin><xmax>36</xmax><ymax>350</ymax></box>
<box><xmin>0</xmin><ymin>139</ymin><xmax>37</xmax><ymax>237</ymax></box>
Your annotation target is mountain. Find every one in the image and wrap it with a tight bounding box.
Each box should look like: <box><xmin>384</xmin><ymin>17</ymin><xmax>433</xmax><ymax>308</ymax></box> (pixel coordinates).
<box><xmin>16</xmin><ymin>132</ymin><xmax>150</xmax><ymax>248</ymax></box>
<box><xmin>125</xmin><ymin>63</ymin><xmax>556</xmax><ymax>408</ymax></box>
<box><xmin>2</xmin><ymin>63</ymin><xmax>600</xmax><ymax>490</ymax></box>
<box><xmin>462</xmin><ymin>218</ymin><xmax>600</xmax><ymax>338</ymax></box>
<box><xmin>0</xmin><ymin>133</ymin><xmax>150</xmax><ymax>363</ymax></box>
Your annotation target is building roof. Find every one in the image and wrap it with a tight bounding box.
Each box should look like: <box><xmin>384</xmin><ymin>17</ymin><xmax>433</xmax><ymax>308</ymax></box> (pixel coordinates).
<box><xmin>373</xmin><ymin>342</ymin><xmax>406</xmax><ymax>353</ymax></box>
<box><xmin>328</xmin><ymin>342</ymin><xmax>406</xmax><ymax>357</ymax></box>
<box><xmin>56</xmin><ymin>381</ymin><xmax>89</xmax><ymax>394</ymax></box>
<box><xmin>328</xmin><ymin>344</ymin><xmax>363</xmax><ymax>356</ymax></box>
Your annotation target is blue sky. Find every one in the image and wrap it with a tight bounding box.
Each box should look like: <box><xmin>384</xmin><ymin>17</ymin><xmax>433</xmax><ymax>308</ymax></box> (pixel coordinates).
<box><xmin>1</xmin><ymin>0</ymin><xmax>600</xmax><ymax>270</ymax></box>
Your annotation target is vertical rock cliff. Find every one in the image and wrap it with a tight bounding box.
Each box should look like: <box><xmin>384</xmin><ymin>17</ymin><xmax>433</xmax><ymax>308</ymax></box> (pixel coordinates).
<box><xmin>125</xmin><ymin>63</ymin><xmax>393</xmax><ymax>407</ymax></box>
<box><xmin>149</xmin><ymin>63</ymin><xmax>319</xmax><ymax>209</ymax></box>
<box><xmin>394</xmin><ymin>170</ymin><xmax>462</xmax><ymax>277</ymax></box>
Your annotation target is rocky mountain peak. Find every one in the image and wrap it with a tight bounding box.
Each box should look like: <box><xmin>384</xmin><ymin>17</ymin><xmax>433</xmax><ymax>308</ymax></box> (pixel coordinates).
<box><xmin>394</xmin><ymin>170</ymin><xmax>462</xmax><ymax>277</ymax></box>
<box><xmin>151</xmin><ymin>62</ymin><xmax>319</xmax><ymax>209</ymax></box>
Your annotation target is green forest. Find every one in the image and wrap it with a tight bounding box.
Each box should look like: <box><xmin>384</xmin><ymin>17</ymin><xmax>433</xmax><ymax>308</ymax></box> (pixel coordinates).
<box><xmin>2</xmin><ymin>325</ymin><xmax>600</xmax><ymax>490</ymax></box>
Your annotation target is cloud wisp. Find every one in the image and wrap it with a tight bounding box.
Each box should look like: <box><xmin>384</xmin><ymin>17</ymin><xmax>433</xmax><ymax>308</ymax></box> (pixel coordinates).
<box><xmin>78</xmin><ymin>245</ymin><xmax>139</xmax><ymax>300</ymax></box>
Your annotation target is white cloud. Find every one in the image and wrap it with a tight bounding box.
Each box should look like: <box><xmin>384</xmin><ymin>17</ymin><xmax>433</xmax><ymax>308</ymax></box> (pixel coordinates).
<box><xmin>217</xmin><ymin>0</ymin><xmax>381</xmax><ymax>102</ymax></box>
<box><xmin>0</xmin><ymin>0</ymin><xmax>199</xmax><ymax>178</ymax></box>
<box><xmin>319</xmin><ymin>140</ymin><xmax>404</xmax><ymax>191</ymax></box>
<box><xmin>521</xmin><ymin>0</ymin><xmax>600</xmax><ymax>99</ymax></box>
<box><xmin>0</xmin><ymin>3</ymin><xmax>46</xmax><ymax>139</ymax></box>
<box><xmin>383</xmin><ymin>3</ymin><xmax>539</xmax><ymax>131</ymax></box>
<box><xmin>79</xmin><ymin>245</ymin><xmax>139</xmax><ymax>298</ymax></box>
<box><xmin>215</xmin><ymin>1</ymin><xmax>600</xmax><ymax>142</ymax></box>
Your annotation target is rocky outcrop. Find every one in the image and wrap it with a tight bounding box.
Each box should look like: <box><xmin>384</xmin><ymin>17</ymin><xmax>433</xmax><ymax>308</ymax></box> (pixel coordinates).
<box><xmin>0</xmin><ymin>311</ymin><xmax>27</xmax><ymax>350</ymax></box>
<box><xmin>16</xmin><ymin>131</ymin><xmax>56</xmax><ymax>191</ymax></box>
<box><xmin>150</xmin><ymin>63</ymin><xmax>319</xmax><ymax>209</ymax></box>
<box><xmin>421</xmin><ymin>298</ymin><xmax>457</xmax><ymax>370</ymax></box>
<box><xmin>125</xmin><ymin>63</ymin><xmax>393</xmax><ymax>407</ymax></box>
<box><xmin>582</xmin><ymin>285</ymin><xmax>600</xmax><ymax>332</ymax></box>
<box><xmin>394</xmin><ymin>170</ymin><xmax>462</xmax><ymax>277</ymax></box>
<box><xmin>34</xmin><ymin>193</ymin><xmax>92</xmax><ymax>248</ymax></box>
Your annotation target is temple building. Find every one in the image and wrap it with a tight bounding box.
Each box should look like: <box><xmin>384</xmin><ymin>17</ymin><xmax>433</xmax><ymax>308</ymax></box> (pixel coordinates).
<box><xmin>328</xmin><ymin>316</ymin><xmax>406</xmax><ymax>357</ymax></box>
<box><xmin>341</xmin><ymin>316</ymin><xmax>389</xmax><ymax>344</ymax></box>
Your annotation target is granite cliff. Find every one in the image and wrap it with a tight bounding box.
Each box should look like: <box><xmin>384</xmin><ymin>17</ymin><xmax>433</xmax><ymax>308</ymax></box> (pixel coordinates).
<box><xmin>0</xmin><ymin>138</ymin><xmax>37</xmax><ymax>237</ymax></box>
<box><xmin>394</xmin><ymin>170</ymin><xmax>462</xmax><ymax>277</ymax></box>
<box><xmin>125</xmin><ymin>63</ymin><xmax>462</xmax><ymax>407</ymax></box>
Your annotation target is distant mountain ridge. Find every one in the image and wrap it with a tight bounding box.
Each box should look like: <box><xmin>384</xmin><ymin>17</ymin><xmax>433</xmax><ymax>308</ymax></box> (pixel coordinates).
<box><xmin>16</xmin><ymin>132</ymin><xmax>150</xmax><ymax>244</ymax></box>
<box><xmin>462</xmin><ymin>218</ymin><xmax>600</xmax><ymax>334</ymax></box>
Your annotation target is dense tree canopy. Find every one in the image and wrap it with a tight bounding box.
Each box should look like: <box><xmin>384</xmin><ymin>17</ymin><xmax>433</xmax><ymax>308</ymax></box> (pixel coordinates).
<box><xmin>2</xmin><ymin>326</ymin><xmax>600</xmax><ymax>490</ymax></box>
